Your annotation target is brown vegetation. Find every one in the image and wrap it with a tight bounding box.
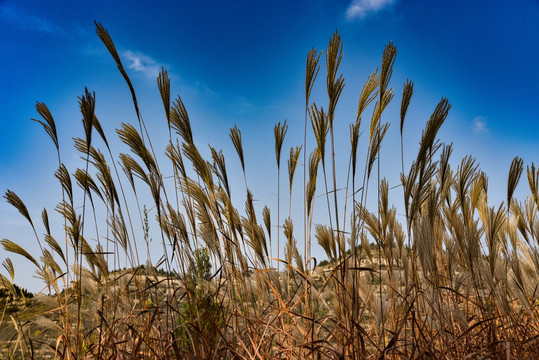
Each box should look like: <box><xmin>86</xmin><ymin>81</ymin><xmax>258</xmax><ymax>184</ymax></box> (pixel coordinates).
<box><xmin>2</xmin><ymin>23</ymin><xmax>539</xmax><ymax>359</ymax></box>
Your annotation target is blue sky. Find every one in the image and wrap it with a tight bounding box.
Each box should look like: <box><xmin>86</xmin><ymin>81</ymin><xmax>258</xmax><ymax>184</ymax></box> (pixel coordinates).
<box><xmin>1</xmin><ymin>0</ymin><xmax>538</xmax><ymax>290</ymax></box>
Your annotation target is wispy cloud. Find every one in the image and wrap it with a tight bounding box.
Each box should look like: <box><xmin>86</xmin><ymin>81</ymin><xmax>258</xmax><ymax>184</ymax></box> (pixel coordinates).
<box><xmin>122</xmin><ymin>50</ymin><xmax>161</xmax><ymax>80</ymax></box>
<box><xmin>473</xmin><ymin>116</ymin><xmax>488</xmax><ymax>133</ymax></box>
<box><xmin>193</xmin><ymin>81</ymin><xmax>217</xmax><ymax>97</ymax></box>
<box><xmin>345</xmin><ymin>0</ymin><xmax>396</xmax><ymax>20</ymax></box>
<box><xmin>232</xmin><ymin>95</ymin><xmax>254</xmax><ymax>114</ymax></box>
<box><xmin>1</xmin><ymin>4</ymin><xmax>66</xmax><ymax>36</ymax></box>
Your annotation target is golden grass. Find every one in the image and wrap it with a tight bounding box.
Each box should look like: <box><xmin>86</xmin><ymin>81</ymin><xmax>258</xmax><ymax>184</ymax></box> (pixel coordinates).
<box><xmin>1</xmin><ymin>24</ymin><xmax>539</xmax><ymax>359</ymax></box>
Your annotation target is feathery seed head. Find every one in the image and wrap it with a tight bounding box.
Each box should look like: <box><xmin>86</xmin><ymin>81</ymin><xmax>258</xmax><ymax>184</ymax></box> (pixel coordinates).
<box><xmin>400</xmin><ymin>79</ymin><xmax>414</xmax><ymax>136</ymax></box>
<box><xmin>79</xmin><ymin>88</ymin><xmax>96</xmax><ymax>147</ymax></box>
<box><xmin>326</xmin><ymin>31</ymin><xmax>345</xmax><ymax>127</ymax></box>
<box><xmin>41</xmin><ymin>208</ymin><xmax>50</xmax><ymax>236</ymax></box>
<box><xmin>230</xmin><ymin>125</ymin><xmax>245</xmax><ymax>172</ymax></box>
<box><xmin>368</xmin><ymin>123</ymin><xmax>390</xmax><ymax>179</ymax></box>
<box><xmin>117</xmin><ymin>122</ymin><xmax>157</xmax><ymax>173</ymax></box>
<box><xmin>350</xmin><ymin>121</ymin><xmax>360</xmax><ymax>178</ymax></box>
<box><xmin>307</xmin><ymin>148</ymin><xmax>322</xmax><ymax>215</ymax></box>
<box><xmin>416</xmin><ymin>98</ymin><xmax>451</xmax><ymax>167</ymax></box>
<box><xmin>380</xmin><ymin>41</ymin><xmax>397</xmax><ymax>98</ymax></box>
<box><xmin>369</xmin><ymin>89</ymin><xmax>393</xmax><ymax>143</ymax></box>
<box><xmin>310</xmin><ymin>104</ymin><xmax>329</xmax><ymax>166</ymax></box>
<box><xmin>274</xmin><ymin>120</ymin><xmax>288</xmax><ymax>168</ymax></box>
<box><xmin>157</xmin><ymin>67</ymin><xmax>171</xmax><ymax>124</ymax></box>
<box><xmin>95</xmin><ymin>21</ymin><xmax>141</xmax><ymax>119</ymax></box>
<box><xmin>166</xmin><ymin>141</ymin><xmax>187</xmax><ymax>179</ymax></box>
<box><xmin>263</xmin><ymin>206</ymin><xmax>271</xmax><ymax>242</ymax></box>
<box><xmin>315</xmin><ymin>224</ymin><xmax>335</xmax><ymax>261</ymax></box>
<box><xmin>326</xmin><ymin>31</ymin><xmax>344</xmax><ymax>93</ymax></box>
<box><xmin>74</xmin><ymin>168</ymin><xmax>104</xmax><ymax>205</ymax></box>
<box><xmin>507</xmin><ymin>156</ymin><xmax>524</xmax><ymax>209</ymax></box>
<box><xmin>4</xmin><ymin>190</ymin><xmax>33</xmax><ymax>227</ymax></box>
<box><xmin>170</xmin><ymin>96</ymin><xmax>193</xmax><ymax>145</ymax></box>
<box><xmin>92</xmin><ymin>115</ymin><xmax>109</xmax><ymax>149</ymax></box>
<box><xmin>1</xmin><ymin>239</ymin><xmax>40</xmax><ymax>269</ymax></box>
<box><xmin>210</xmin><ymin>146</ymin><xmax>230</xmax><ymax>197</ymax></box>
<box><xmin>2</xmin><ymin>258</ymin><xmax>14</xmax><ymax>283</ymax></box>
<box><xmin>32</xmin><ymin>102</ymin><xmax>59</xmax><ymax>151</ymax></box>
<box><xmin>306</xmin><ymin>48</ymin><xmax>322</xmax><ymax>106</ymax></box>
<box><xmin>55</xmin><ymin>164</ymin><xmax>74</xmax><ymax>205</ymax></box>
<box><xmin>44</xmin><ymin>234</ymin><xmax>66</xmax><ymax>265</ymax></box>
<box><xmin>288</xmin><ymin>145</ymin><xmax>303</xmax><ymax>193</ymax></box>
<box><xmin>356</xmin><ymin>69</ymin><xmax>380</xmax><ymax>124</ymax></box>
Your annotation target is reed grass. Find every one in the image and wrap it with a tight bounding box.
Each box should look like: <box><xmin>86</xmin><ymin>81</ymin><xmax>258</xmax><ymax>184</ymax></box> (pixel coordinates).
<box><xmin>2</xmin><ymin>24</ymin><xmax>539</xmax><ymax>359</ymax></box>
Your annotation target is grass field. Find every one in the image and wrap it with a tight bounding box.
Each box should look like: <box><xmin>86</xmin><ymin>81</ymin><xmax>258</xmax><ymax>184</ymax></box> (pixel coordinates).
<box><xmin>2</xmin><ymin>23</ymin><xmax>539</xmax><ymax>359</ymax></box>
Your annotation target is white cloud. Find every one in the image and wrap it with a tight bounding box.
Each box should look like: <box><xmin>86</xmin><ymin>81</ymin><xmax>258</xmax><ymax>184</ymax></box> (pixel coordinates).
<box><xmin>1</xmin><ymin>4</ymin><xmax>66</xmax><ymax>35</ymax></box>
<box><xmin>345</xmin><ymin>0</ymin><xmax>396</xmax><ymax>20</ymax></box>
<box><xmin>473</xmin><ymin>116</ymin><xmax>488</xmax><ymax>133</ymax></box>
<box><xmin>122</xmin><ymin>50</ymin><xmax>161</xmax><ymax>80</ymax></box>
